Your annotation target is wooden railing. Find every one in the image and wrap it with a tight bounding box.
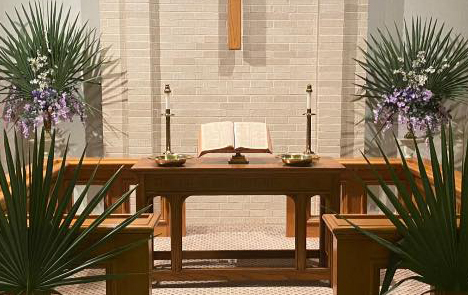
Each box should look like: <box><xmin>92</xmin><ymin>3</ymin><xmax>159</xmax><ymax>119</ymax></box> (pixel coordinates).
<box><xmin>60</xmin><ymin>158</ymin><xmax>139</xmax><ymax>213</ymax></box>
<box><xmin>286</xmin><ymin>158</ymin><xmax>408</xmax><ymax>237</ymax></box>
<box><xmin>0</xmin><ymin>157</ymin><xmax>462</xmax><ymax>237</ymax></box>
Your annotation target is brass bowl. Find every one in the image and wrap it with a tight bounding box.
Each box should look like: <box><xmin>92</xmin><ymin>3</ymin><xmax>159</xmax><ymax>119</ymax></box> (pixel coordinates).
<box><xmin>152</xmin><ymin>154</ymin><xmax>192</xmax><ymax>167</ymax></box>
<box><xmin>279</xmin><ymin>153</ymin><xmax>319</xmax><ymax>167</ymax></box>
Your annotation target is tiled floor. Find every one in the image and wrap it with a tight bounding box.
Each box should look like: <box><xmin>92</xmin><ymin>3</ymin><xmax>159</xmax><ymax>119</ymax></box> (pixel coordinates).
<box><xmin>58</xmin><ymin>224</ymin><xmax>429</xmax><ymax>294</ymax></box>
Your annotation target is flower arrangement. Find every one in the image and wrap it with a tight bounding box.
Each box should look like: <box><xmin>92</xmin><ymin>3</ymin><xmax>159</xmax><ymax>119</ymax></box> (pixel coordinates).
<box><xmin>4</xmin><ymin>53</ymin><xmax>86</xmax><ymax>138</ymax></box>
<box><xmin>374</xmin><ymin>51</ymin><xmax>452</xmax><ymax>135</ymax></box>
<box><xmin>0</xmin><ymin>2</ymin><xmax>102</xmax><ymax>137</ymax></box>
<box><xmin>357</xmin><ymin>18</ymin><xmax>468</xmax><ymax>137</ymax></box>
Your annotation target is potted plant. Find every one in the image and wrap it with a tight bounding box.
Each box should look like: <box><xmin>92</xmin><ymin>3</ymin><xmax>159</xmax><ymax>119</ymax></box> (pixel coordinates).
<box><xmin>356</xmin><ymin>18</ymin><xmax>468</xmax><ymax>157</ymax></box>
<box><xmin>0</xmin><ymin>2</ymin><xmax>102</xmax><ymax>140</ymax></box>
<box><xmin>0</xmin><ymin>128</ymin><xmax>151</xmax><ymax>295</ymax></box>
<box><xmin>347</xmin><ymin>124</ymin><xmax>468</xmax><ymax>294</ymax></box>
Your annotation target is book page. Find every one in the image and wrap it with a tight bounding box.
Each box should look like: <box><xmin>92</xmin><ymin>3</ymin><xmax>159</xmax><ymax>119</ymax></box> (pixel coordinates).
<box><xmin>200</xmin><ymin>121</ymin><xmax>235</xmax><ymax>153</ymax></box>
<box><xmin>234</xmin><ymin>122</ymin><xmax>269</xmax><ymax>150</ymax></box>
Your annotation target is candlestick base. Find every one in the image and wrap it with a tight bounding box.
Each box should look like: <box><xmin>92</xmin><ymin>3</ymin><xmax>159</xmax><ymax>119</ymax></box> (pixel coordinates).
<box><xmin>228</xmin><ymin>152</ymin><xmax>249</xmax><ymax>164</ymax></box>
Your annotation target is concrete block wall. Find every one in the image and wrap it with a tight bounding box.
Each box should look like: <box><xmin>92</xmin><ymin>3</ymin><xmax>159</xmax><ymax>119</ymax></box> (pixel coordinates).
<box><xmin>99</xmin><ymin>0</ymin><xmax>368</xmax><ymax>224</ymax></box>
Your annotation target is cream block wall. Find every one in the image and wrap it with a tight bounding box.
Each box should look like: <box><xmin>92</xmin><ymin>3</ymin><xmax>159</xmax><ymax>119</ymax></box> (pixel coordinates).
<box><xmin>99</xmin><ymin>0</ymin><xmax>368</xmax><ymax>224</ymax></box>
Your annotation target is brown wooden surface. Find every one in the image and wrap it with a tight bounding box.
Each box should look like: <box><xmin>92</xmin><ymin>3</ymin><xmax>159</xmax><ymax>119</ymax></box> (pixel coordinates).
<box><xmin>153</xmin><ymin>249</ymin><xmax>320</xmax><ymax>260</ymax></box>
<box><xmin>323</xmin><ymin>214</ymin><xmax>400</xmax><ymax>295</ymax></box>
<box><xmin>132</xmin><ymin>156</ymin><xmax>344</xmax><ymax>283</ymax></box>
<box><xmin>133</xmin><ymin>156</ymin><xmax>344</xmax><ymax>171</ymax></box>
<box><xmin>0</xmin><ymin>159</ymin><xmax>62</xmax><ymax>211</ymax></box>
<box><xmin>228</xmin><ymin>0</ymin><xmax>242</xmax><ymax>50</ymax></box>
<box><xmin>85</xmin><ymin>214</ymin><xmax>156</xmax><ymax>295</ymax></box>
<box><xmin>63</xmin><ymin>158</ymin><xmax>139</xmax><ymax>213</ymax></box>
<box><xmin>294</xmin><ymin>195</ymin><xmax>308</xmax><ymax>271</ymax></box>
<box><xmin>168</xmin><ymin>195</ymin><xmax>186</xmax><ymax>272</ymax></box>
<box><xmin>286</xmin><ymin>158</ymin><xmax>407</xmax><ymax>237</ymax></box>
<box><xmin>133</xmin><ymin>156</ymin><xmax>344</xmax><ymax>236</ymax></box>
<box><xmin>153</xmin><ymin>268</ymin><xmax>330</xmax><ymax>282</ymax></box>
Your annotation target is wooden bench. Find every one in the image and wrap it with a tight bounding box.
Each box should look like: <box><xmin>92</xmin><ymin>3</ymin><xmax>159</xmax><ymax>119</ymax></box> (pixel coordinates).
<box><xmin>80</xmin><ymin>214</ymin><xmax>157</xmax><ymax>295</ymax></box>
<box><xmin>323</xmin><ymin>214</ymin><xmax>399</xmax><ymax>295</ymax></box>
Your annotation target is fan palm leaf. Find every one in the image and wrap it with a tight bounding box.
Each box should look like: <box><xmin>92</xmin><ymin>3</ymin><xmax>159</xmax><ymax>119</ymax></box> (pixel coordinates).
<box><xmin>357</xmin><ymin>18</ymin><xmax>468</xmax><ymax>103</ymax></box>
<box><xmin>0</xmin><ymin>1</ymin><xmax>102</xmax><ymax>100</ymax></box>
<box><xmin>0</xmin><ymin>128</ymin><xmax>151</xmax><ymax>294</ymax></box>
<box><xmin>344</xmin><ymin>123</ymin><xmax>468</xmax><ymax>294</ymax></box>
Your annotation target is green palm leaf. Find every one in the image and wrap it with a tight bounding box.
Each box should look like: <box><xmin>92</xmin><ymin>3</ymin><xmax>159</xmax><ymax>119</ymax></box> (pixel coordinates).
<box><xmin>344</xmin><ymin>123</ymin><xmax>468</xmax><ymax>293</ymax></box>
<box><xmin>0</xmin><ymin>1</ymin><xmax>103</xmax><ymax>127</ymax></box>
<box><xmin>356</xmin><ymin>18</ymin><xmax>468</xmax><ymax>111</ymax></box>
<box><xmin>0</xmin><ymin>128</ymin><xmax>152</xmax><ymax>294</ymax></box>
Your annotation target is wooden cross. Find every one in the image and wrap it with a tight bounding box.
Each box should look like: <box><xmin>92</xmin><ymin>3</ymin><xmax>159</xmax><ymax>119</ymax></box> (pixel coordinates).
<box><xmin>228</xmin><ymin>0</ymin><xmax>242</xmax><ymax>50</ymax></box>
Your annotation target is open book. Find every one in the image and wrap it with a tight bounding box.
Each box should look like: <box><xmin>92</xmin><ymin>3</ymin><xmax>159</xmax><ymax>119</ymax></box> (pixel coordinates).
<box><xmin>198</xmin><ymin>121</ymin><xmax>273</xmax><ymax>157</ymax></box>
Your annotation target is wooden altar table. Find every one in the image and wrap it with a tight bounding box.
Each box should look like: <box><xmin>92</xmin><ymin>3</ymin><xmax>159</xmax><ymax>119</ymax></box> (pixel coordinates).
<box><xmin>132</xmin><ymin>157</ymin><xmax>345</xmax><ymax>282</ymax></box>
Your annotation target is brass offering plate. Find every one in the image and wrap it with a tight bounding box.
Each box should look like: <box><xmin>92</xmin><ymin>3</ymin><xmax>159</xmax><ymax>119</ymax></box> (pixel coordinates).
<box><xmin>152</xmin><ymin>154</ymin><xmax>192</xmax><ymax>167</ymax></box>
<box><xmin>279</xmin><ymin>153</ymin><xmax>320</xmax><ymax>167</ymax></box>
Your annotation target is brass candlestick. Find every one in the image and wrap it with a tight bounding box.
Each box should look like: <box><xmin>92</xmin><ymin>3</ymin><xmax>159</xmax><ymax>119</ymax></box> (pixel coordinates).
<box><xmin>304</xmin><ymin>84</ymin><xmax>315</xmax><ymax>155</ymax></box>
<box><xmin>163</xmin><ymin>85</ymin><xmax>173</xmax><ymax>155</ymax></box>
<box><xmin>151</xmin><ymin>85</ymin><xmax>191</xmax><ymax>167</ymax></box>
<box><xmin>164</xmin><ymin>109</ymin><xmax>173</xmax><ymax>154</ymax></box>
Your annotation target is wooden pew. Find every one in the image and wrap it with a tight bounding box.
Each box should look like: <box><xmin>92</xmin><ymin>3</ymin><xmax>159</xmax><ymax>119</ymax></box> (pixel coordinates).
<box><xmin>0</xmin><ymin>158</ymin><xmax>156</xmax><ymax>294</ymax></box>
<box><xmin>80</xmin><ymin>214</ymin><xmax>157</xmax><ymax>295</ymax></box>
<box><xmin>323</xmin><ymin>214</ymin><xmax>400</xmax><ymax>295</ymax></box>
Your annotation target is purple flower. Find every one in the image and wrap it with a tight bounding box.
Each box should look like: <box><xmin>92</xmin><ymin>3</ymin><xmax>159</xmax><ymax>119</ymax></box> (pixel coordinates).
<box><xmin>3</xmin><ymin>87</ymin><xmax>86</xmax><ymax>138</ymax></box>
<box><xmin>374</xmin><ymin>86</ymin><xmax>449</xmax><ymax>136</ymax></box>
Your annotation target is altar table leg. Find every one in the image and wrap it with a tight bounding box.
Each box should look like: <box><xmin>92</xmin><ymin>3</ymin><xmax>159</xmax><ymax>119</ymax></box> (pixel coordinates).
<box><xmin>319</xmin><ymin>195</ymin><xmax>326</xmax><ymax>267</ymax></box>
<box><xmin>169</xmin><ymin>196</ymin><xmax>185</xmax><ymax>272</ymax></box>
<box><xmin>294</xmin><ymin>195</ymin><xmax>308</xmax><ymax>271</ymax></box>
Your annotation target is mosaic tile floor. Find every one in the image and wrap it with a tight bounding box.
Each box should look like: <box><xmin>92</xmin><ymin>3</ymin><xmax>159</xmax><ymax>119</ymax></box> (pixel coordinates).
<box><xmin>58</xmin><ymin>224</ymin><xmax>429</xmax><ymax>295</ymax></box>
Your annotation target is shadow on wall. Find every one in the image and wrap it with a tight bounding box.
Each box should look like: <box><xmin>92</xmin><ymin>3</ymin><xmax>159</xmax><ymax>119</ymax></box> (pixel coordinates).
<box><xmin>218</xmin><ymin>0</ymin><xmax>235</xmax><ymax>76</ymax></box>
<box><xmin>444</xmin><ymin>101</ymin><xmax>467</xmax><ymax>170</ymax></box>
<box><xmin>243</xmin><ymin>0</ymin><xmax>267</xmax><ymax>67</ymax></box>
<box><xmin>364</xmin><ymin>0</ymin><xmax>404</xmax><ymax>158</ymax></box>
<box><xmin>151</xmin><ymin>0</ymin><xmax>162</xmax><ymax>156</ymax></box>
<box><xmin>100</xmin><ymin>48</ymin><xmax>129</xmax><ymax>152</ymax></box>
<box><xmin>218</xmin><ymin>0</ymin><xmax>267</xmax><ymax>76</ymax></box>
<box><xmin>340</xmin><ymin>0</ymin><xmax>361</xmax><ymax>157</ymax></box>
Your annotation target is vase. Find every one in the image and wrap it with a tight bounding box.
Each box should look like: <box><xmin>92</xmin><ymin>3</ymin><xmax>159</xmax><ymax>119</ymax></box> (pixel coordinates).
<box><xmin>398</xmin><ymin>137</ymin><xmax>424</xmax><ymax>158</ymax></box>
<box><xmin>28</xmin><ymin>130</ymin><xmax>53</xmax><ymax>156</ymax></box>
<box><xmin>398</xmin><ymin>130</ymin><xmax>425</xmax><ymax>159</ymax></box>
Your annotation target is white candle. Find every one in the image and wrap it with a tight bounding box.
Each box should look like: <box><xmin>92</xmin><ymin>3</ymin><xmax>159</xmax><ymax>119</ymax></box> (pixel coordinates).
<box><xmin>164</xmin><ymin>84</ymin><xmax>171</xmax><ymax>110</ymax></box>
<box><xmin>306</xmin><ymin>84</ymin><xmax>313</xmax><ymax>110</ymax></box>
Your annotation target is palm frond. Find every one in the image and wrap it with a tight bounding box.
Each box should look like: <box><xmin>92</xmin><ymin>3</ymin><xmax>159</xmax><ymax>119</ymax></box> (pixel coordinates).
<box><xmin>357</xmin><ymin>18</ymin><xmax>468</xmax><ymax>103</ymax></box>
<box><xmin>344</xmin><ymin>123</ymin><xmax>468</xmax><ymax>293</ymax></box>
<box><xmin>0</xmin><ymin>128</ymin><xmax>151</xmax><ymax>294</ymax></box>
<box><xmin>0</xmin><ymin>1</ymin><xmax>102</xmax><ymax>103</ymax></box>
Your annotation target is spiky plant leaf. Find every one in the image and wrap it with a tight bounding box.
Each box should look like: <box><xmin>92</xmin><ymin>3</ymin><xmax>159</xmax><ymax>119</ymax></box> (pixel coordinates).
<box><xmin>357</xmin><ymin>18</ymin><xmax>468</xmax><ymax>103</ymax></box>
<box><xmin>0</xmin><ymin>129</ymin><xmax>152</xmax><ymax>294</ymax></box>
<box><xmin>0</xmin><ymin>1</ymin><xmax>102</xmax><ymax>116</ymax></box>
<box><xmin>343</xmin><ymin>123</ymin><xmax>468</xmax><ymax>294</ymax></box>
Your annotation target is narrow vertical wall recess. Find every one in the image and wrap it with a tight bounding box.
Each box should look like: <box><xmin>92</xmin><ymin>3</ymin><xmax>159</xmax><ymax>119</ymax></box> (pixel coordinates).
<box><xmin>228</xmin><ymin>0</ymin><xmax>242</xmax><ymax>50</ymax></box>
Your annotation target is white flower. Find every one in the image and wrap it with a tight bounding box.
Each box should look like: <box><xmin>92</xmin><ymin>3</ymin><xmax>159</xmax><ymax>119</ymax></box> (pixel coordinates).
<box><xmin>425</xmin><ymin>66</ymin><xmax>436</xmax><ymax>74</ymax></box>
<box><xmin>417</xmin><ymin>74</ymin><xmax>428</xmax><ymax>86</ymax></box>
